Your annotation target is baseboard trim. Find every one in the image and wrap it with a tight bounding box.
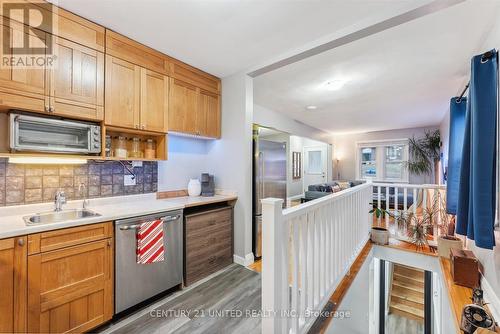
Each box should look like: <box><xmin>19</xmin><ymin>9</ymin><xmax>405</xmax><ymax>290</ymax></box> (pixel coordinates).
<box><xmin>481</xmin><ymin>275</ymin><xmax>500</xmax><ymax>322</ymax></box>
<box><xmin>234</xmin><ymin>252</ymin><xmax>255</xmax><ymax>266</ymax></box>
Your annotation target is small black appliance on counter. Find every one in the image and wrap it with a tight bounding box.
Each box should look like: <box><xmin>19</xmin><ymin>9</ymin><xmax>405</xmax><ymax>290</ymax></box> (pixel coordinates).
<box><xmin>201</xmin><ymin>173</ymin><xmax>215</xmax><ymax>197</ymax></box>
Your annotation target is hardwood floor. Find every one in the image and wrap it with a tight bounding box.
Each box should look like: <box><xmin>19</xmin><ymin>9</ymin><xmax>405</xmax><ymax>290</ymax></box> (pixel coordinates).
<box><xmin>386</xmin><ymin>313</ymin><xmax>423</xmax><ymax>333</ymax></box>
<box><xmin>100</xmin><ymin>265</ymin><xmax>261</xmax><ymax>334</ymax></box>
<box><xmin>247</xmin><ymin>259</ymin><xmax>262</xmax><ymax>273</ymax></box>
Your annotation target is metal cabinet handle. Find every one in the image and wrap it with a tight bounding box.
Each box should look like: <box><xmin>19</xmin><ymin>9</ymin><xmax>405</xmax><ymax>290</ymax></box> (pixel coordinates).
<box><xmin>162</xmin><ymin>215</ymin><xmax>180</xmax><ymax>222</ymax></box>
<box><xmin>119</xmin><ymin>224</ymin><xmax>141</xmax><ymax>230</ymax></box>
<box><xmin>118</xmin><ymin>215</ymin><xmax>179</xmax><ymax>230</ymax></box>
<box><xmin>141</xmin><ymin>125</ymin><xmax>145</xmax><ymax>130</ymax></box>
<box><xmin>107</xmin><ymin>239</ymin><xmax>112</xmax><ymax>247</ymax></box>
<box><xmin>44</xmin><ymin>105</ymin><xmax>50</xmax><ymax>112</ymax></box>
<box><xmin>49</xmin><ymin>107</ymin><xmax>55</xmax><ymax>113</ymax></box>
<box><xmin>17</xmin><ymin>238</ymin><xmax>24</xmax><ymax>246</ymax></box>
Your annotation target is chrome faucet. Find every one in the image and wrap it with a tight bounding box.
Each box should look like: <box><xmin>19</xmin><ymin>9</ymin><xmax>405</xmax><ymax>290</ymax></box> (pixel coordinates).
<box><xmin>78</xmin><ymin>183</ymin><xmax>89</xmax><ymax>209</ymax></box>
<box><xmin>54</xmin><ymin>190</ymin><xmax>66</xmax><ymax>212</ymax></box>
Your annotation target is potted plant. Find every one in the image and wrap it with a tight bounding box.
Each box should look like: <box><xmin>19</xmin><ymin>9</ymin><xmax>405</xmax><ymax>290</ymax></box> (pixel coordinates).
<box><xmin>436</xmin><ymin>195</ymin><xmax>463</xmax><ymax>258</ymax></box>
<box><xmin>422</xmin><ymin>189</ymin><xmax>463</xmax><ymax>257</ymax></box>
<box><xmin>369</xmin><ymin>203</ymin><xmax>390</xmax><ymax>245</ymax></box>
<box><xmin>406</xmin><ymin>130</ymin><xmax>441</xmax><ymax>184</ymax></box>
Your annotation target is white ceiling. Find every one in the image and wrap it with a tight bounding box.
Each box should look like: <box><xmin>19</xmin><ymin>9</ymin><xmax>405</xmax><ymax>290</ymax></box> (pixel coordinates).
<box><xmin>52</xmin><ymin>0</ymin><xmax>428</xmax><ymax>78</ymax></box>
<box><xmin>254</xmin><ymin>0</ymin><xmax>500</xmax><ymax>134</ymax></box>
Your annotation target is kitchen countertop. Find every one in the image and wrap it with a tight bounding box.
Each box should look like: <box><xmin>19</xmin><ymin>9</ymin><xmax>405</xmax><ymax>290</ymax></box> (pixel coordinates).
<box><xmin>0</xmin><ymin>193</ymin><xmax>237</xmax><ymax>239</ymax></box>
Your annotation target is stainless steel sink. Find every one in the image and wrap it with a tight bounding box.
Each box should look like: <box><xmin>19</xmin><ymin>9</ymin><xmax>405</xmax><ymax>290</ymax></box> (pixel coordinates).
<box><xmin>24</xmin><ymin>209</ymin><xmax>101</xmax><ymax>225</ymax></box>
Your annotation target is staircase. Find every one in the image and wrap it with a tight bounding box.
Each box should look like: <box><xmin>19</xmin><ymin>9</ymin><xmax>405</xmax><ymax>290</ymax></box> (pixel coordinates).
<box><xmin>389</xmin><ymin>264</ymin><xmax>425</xmax><ymax>322</ymax></box>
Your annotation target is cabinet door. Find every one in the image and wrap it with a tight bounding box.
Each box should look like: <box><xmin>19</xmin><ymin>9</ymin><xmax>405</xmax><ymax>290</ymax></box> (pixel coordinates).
<box><xmin>0</xmin><ymin>20</ymin><xmax>48</xmax><ymax>112</ymax></box>
<box><xmin>28</xmin><ymin>238</ymin><xmax>113</xmax><ymax>334</ymax></box>
<box><xmin>140</xmin><ymin>68</ymin><xmax>168</xmax><ymax>133</ymax></box>
<box><xmin>0</xmin><ymin>237</ymin><xmax>27</xmax><ymax>333</ymax></box>
<box><xmin>168</xmin><ymin>78</ymin><xmax>197</xmax><ymax>134</ymax></box>
<box><xmin>105</xmin><ymin>55</ymin><xmax>140</xmax><ymax>129</ymax></box>
<box><xmin>50</xmin><ymin>37</ymin><xmax>104</xmax><ymax>121</ymax></box>
<box><xmin>199</xmin><ymin>90</ymin><xmax>221</xmax><ymax>138</ymax></box>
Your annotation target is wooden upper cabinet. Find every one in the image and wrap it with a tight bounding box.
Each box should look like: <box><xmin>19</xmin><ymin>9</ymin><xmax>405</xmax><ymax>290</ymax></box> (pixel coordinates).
<box><xmin>105</xmin><ymin>30</ymin><xmax>168</xmax><ymax>75</ymax></box>
<box><xmin>1</xmin><ymin>0</ymin><xmax>105</xmax><ymax>51</ymax></box>
<box><xmin>169</xmin><ymin>61</ymin><xmax>220</xmax><ymax>95</ymax></box>
<box><xmin>140</xmin><ymin>68</ymin><xmax>168</xmax><ymax>133</ymax></box>
<box><xmin>199</xmin><ymin>89</ymin><xmax>221</xmax><ymax>138</ymax></box>
<box><xmin>49</xmin><ymin>36</ymin><xmax>104</xmax><ymax>121</ymax></box>
<box><xmin>169</xmin><ymin>78</ymin><xmax>197</xmax><ymax>135</ymax></box>
<box><xmin>0</xmin><ymin>236</ymin><xmax>27</xmax><ymax>333</ymax></box>
<box><xmin>169</xmin><ymin>78</ymin><xmax>221</xmax><ymax>138</ymax></box>
<box><xmin>0</xmin><ymin>19</ymin><xmax>48</xmax><ymax>112</ymax></box>
<box><xmin>105</xmin><ymin>56</ymin><xmax>168</xmax><ymax>133</ymax></box>
<box><xmin>105</xmin><ymin>55</ymin><xmax>140</xmax><ymax>130</ymax></box>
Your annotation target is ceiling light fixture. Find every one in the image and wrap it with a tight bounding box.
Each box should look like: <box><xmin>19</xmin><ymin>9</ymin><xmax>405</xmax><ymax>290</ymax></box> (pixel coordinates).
<box><xmin>305</xmin><ymin>105</ymin><xmax>317</xmax><ymax>110</ymax></box>
<box><xmin>325</xmin><ymin>80</ymin><xmax>347</xmax><ymax>91</ymax></box>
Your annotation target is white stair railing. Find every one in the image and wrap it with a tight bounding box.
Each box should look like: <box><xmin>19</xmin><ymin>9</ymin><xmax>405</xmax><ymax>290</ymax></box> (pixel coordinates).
<box><xmin>371</xmin><ymin>183</ymin><xmax>447</xmax><ymax>239</ymax></box>
<box><xmin>261</xmin><ymin>183</ymin><xmax>373</xmax><ymax>334</ymax></box>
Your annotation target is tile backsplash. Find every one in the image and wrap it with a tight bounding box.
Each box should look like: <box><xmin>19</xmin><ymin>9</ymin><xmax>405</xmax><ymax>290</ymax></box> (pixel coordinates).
<box><xmin>0</xmin><ymin>159</ymin><xmax>158</xmax><ymax>206</ymax></box>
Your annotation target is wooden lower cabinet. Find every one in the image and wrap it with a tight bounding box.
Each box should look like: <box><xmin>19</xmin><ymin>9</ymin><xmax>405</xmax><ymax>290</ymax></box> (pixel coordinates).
<box><xmin>0</xmin><ymin>236</ymin><xmax>27</xmax><ymax>333</ymax></box>
<box><xmin>27</xmin><ymin>223</ymin><xmax>114</xmax><ymax>333</ymax></box>
<box><xmin>184</xmin><ymin>206</ymin><xmax>233</xmax><ymax>286</ymax></box>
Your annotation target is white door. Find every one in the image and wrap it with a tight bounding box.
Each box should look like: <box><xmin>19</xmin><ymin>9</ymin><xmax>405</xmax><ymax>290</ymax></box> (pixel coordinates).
<box><xmin>303</xmin><ymin>145</ymin><xmax>328</xmax><ymax>192</ymax></box>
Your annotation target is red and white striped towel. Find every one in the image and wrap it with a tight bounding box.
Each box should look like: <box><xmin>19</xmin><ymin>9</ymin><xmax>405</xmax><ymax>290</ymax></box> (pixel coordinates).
<box><xmin>136</xmin><ymin>219</ymin><xmax>165</xmax><ymax>264</ymax></box>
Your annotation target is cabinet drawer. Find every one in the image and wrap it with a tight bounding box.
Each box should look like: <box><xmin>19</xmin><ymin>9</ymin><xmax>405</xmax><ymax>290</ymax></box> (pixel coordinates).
<box><xmin>185</xmin><ymin>207</ymin><xmax>232</xmax><ymax>233</ymax></box>
<box><xmin>28</xmin><ymin>222</ymin><xmax>112</xmax><ymax>255</ymax></box>
<box><xmin>186</xmin><ymin>226</ymin><xmax>232</xmax><ymax>260</ymax></box>
<box><xmin>185</xmin><ymin>247</ymin><xmax>232</xmax><ymax>286</ymax></box>
<box><xmin>184</xmin><ymin>207</ymin><xmax>233</xmax><ymax>286</ymax></box>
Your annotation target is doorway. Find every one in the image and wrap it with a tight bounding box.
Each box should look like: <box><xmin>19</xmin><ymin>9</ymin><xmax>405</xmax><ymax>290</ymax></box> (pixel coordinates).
<box><xmin>303</xmin><ymin>145</ymin><xmax>328</xmax><ymax>192</ymax></box>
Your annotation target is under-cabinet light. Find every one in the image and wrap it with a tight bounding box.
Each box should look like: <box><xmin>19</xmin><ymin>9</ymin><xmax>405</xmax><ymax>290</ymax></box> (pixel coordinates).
<box><xmin>8</xmin><ymin>157</ymin><xmax>88</xmax><ymax>165</ymax></box>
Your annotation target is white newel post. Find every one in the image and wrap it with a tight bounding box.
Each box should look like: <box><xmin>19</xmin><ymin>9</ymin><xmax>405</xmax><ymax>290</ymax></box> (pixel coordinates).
<box><xmin>261</xmin><ymin>198</ymin><xmax>284</xmax><ymax>334</ymax></box>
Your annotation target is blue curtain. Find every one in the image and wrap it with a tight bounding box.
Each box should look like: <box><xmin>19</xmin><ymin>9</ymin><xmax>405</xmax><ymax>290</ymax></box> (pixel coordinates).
<box><xmin>456</xmin><ymin>50</ymin><xmax>498</xmax><ymax>249</ymax></box>
<box><xmin>446</xmin><ymin>98</ymin><xmax>467</xmax><ymax>214</ymax></box>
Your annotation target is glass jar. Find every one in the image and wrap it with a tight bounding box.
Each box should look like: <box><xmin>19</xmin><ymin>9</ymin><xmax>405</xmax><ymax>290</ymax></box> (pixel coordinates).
<box><xmin>129</xmin><ymin>137</ymin><xmax>143</xmax><ymax>158</ymax></box>
<box><xmin>105</xmin><ymin>135</ymin><xmax>112</xmax><ymax>157</ymax></box>
<box><xmin>114</xmin><ymin>136</ymin><xmax>128</xmax><ymax>159</ymax></box>
<box><xmin>145</xmin><ymin>139</ymin><xmax>156</xmax><ymax>159</ymax></box>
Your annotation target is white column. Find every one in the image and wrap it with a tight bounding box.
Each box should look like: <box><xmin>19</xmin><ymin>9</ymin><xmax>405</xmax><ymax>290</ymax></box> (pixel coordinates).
<box><xmin>261</xmin><ymin>198</ymin><xmax>284</xmax><ymax>334</ymax></box>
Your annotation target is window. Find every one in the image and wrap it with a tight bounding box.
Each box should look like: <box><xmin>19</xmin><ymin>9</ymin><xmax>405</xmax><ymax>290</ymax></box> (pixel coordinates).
<box><xmin>361</xmin><ymin>147</ymin><xmax>377</xmax><ymax>178</ymax></box>
<box><xmin>356</xmin><ymin>140</ymin><xmax>409</xmax><ymax>182</ymax></box>
<box><xmin>385</xmin><ymin>145</ymin><xmax>405</xmax><ymax>180</ymax></box>
<box><xmin>307</xmin><ymin>150</ymin><xmax>322</xmax><ymax>174</ymax></box>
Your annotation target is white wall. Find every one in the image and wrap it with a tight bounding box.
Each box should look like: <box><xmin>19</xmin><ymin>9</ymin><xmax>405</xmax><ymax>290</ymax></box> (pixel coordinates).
<box><xmin>206</xmin><ymin>72</ymin><xmax>254</xmax><ymax>264</ymax></box>
<box><xmin>254</xmin><ymin>104</ymin><xmax>333</xmax><ymax>144</ymax></box>
<box><xmin>326</xmin><ymin>252</ymin><xmax>373</xmax><ymax>334</ymax></box>
<box><xmin>332</xmin><ymin>126</ymin><xmax>439</xmax><ymax>184</ymax></box>
<box><xmin>157</xmin><ymin>136</ymin><xmax>211</xmax><ymax>191</ymax></box>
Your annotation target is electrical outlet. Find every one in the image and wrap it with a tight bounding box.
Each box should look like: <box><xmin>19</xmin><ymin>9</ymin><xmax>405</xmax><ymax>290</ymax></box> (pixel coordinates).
<box><xmin>124</xmin><ymin>174</ymin><xmax>136</xmax><ymax>186</ymax></box>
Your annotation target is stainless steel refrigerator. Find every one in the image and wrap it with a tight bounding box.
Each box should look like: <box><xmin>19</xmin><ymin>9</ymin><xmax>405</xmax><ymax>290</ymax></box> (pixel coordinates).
<box><xmin>253</xmin><ymin>138</ymin><xmax>287</xmax><ymax>258</ymax></box>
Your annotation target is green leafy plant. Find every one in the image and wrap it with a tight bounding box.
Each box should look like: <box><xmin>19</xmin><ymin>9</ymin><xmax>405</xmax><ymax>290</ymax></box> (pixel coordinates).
<box><xmin>406</xmin><ymin>130</ymin><xmax>441</xmax><ymax>177</ymax></box>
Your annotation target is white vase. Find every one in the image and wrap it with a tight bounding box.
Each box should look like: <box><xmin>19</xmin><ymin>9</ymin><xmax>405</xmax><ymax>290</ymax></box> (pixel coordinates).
<box><xmin>187</xmin><ymin>179</ymin><xmax>201</xmax><ymax>197</ymax></box>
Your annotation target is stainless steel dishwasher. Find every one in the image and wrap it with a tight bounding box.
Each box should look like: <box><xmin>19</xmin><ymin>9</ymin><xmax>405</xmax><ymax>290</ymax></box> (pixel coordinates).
<box><xmin>114</xmin><ymin>210</ymin><xmax>183</xmax><ymax>314</ymax></box>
